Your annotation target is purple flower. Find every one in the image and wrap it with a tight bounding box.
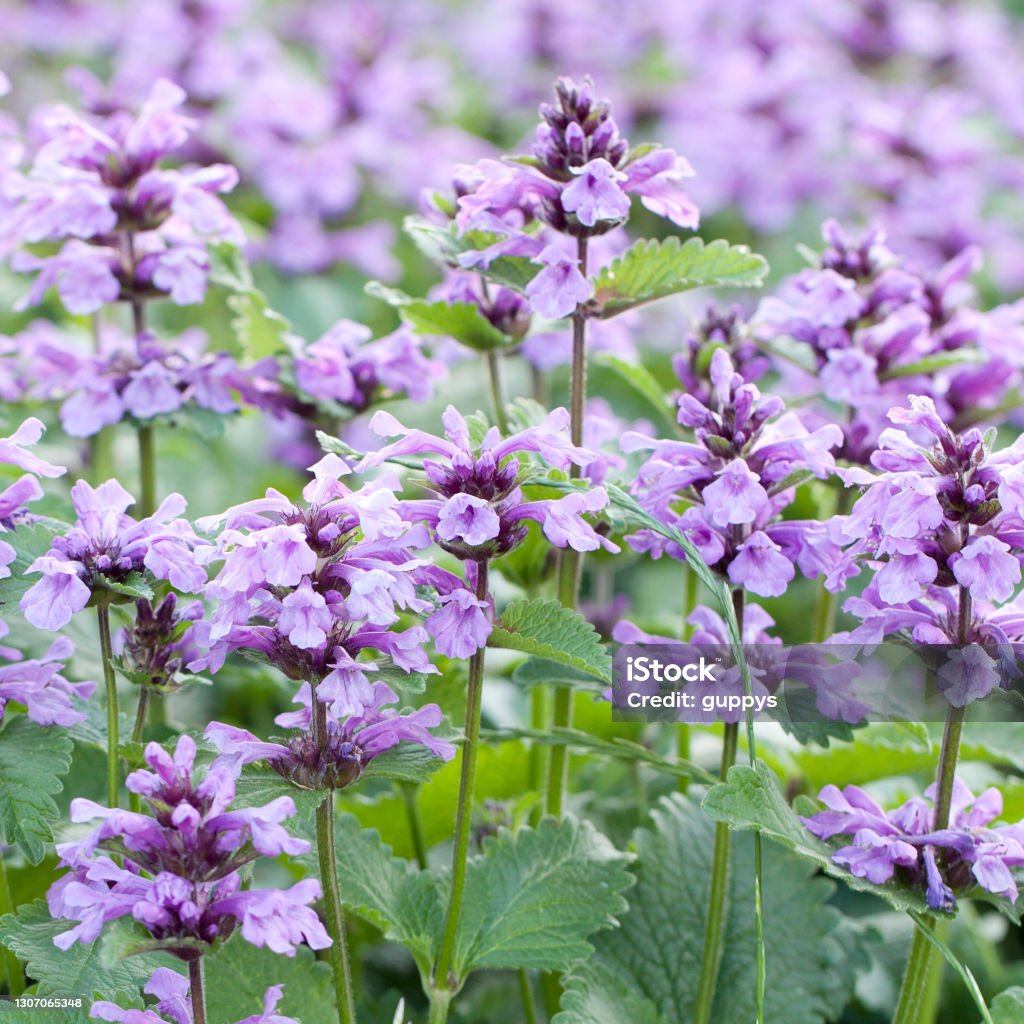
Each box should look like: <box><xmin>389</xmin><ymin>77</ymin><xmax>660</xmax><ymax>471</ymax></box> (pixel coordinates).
<box><xmin>560</xmin><ymin>159</ymin><xmax>630</xmax><ymax>227</ymax></box>
<box><xmin>802</xmin><ymin>778</ymin><xmax>1024</xmax><ymax>910</ymax></box>
<box><xmin>20</xmin><ymin>479</ymin><xmax>203</xmax><ymax>631</ymax></box>
<box><xmin>425</xmin><ymin>589</ymin><xmax>491</xmax><ymax>660</ymax></box>
<box><xmin>524</xmin><ymin>245</ymin><xmax>592</xmax><ymax>321</ymax></box>
<box><xmin>0</xmin><ymin>636</ymin><xmax>94</xmax><ymax>727</ymax></box>
<box><xmin>625</xmin><ymin>349</ymin><xmax>840</xmax><ymax>599</ymax></box>
<box><xmin>48</xmin><ymin>736</ymin><xmax>326</xmax><ymax>958</ymax></box>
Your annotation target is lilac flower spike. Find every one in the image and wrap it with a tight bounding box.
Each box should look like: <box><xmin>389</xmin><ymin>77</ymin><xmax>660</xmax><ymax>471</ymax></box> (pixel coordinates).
<box><xmin>624</xmin><ymin>349</ymin><xmax>841</xmax><ymax>598</ymax></box>
<box><xmin>4</xmin><ymin>78</ymin><xmax>242</xmax><ymax>313</ymax></box>
<box><xmin>20</xmin><ymin>479</ymin><xmax>204</xmax><ymax>631</ymax></box>
<box><xmin>829</xmin><ymin>395</ymin><xmax>1024</xmax><ymax>619</ymax></box>
<box><xmin>803</xmin><ymin>778</ymin><xmax>1024</xmax><ymax>911</ymax></box>
<box><xmin>48</xmin><ymin>735</ymin><xmax>328</xmax><ymax>958</ymax></box>
<box><xmin>360</xmin><ymin>404</ymin><xmax>618</xmax><ymax>563</ymax></box>
<box><xmin>0</xmin><ymin>635</ymin><xmax>94</xmax><ymax>726</ymax></box>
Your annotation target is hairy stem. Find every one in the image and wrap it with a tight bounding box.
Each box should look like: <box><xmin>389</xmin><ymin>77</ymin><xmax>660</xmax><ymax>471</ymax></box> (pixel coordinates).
<box><xmin>188</xmin><ymin>957</ymin><xmax>207</xmax><ymax>1024</ymax></box>
<box><xmin>694</xmin><ymin>587</ymin><xmax>744</xmax><ymax>1024</ymax></box>
<box><xmin>0</xmin><ymin>854</ymin><xmax>24</xmax><ymax>996</ymax></box>
<box><xmin>137</xmin><ymin>423</ymin><xmax>157</xmax><ymax>520</ymax></box>
<box><xmin>545</xmin><ymin>236</ymin><xmax>589</xmax><ymax>819</ymax></box>
<box><xmin>97</xmin><ymin>603</ymin><xmax>120</xmax><ymax>808</ymax></box>
<box><xmin>309</xmin><ymin>673</ymin><xmax>357</xmax><ymax>1024</ymax></box>
<box><xmin>892</xmin><ymin>586</ymin><xmax>971</xmax><ymax>1022</ymax></box>
<box><xmin>486</xmin><ymin>351</ymin><xmax>510</xmax><ymax>435</ymax></box>
<box><xmin>132</xmin><ymin>687</ymin><xmax>150</xmax><ymax>744</ymax></box>
<box><xmin>518</xmin><ymin>969</ymin><xmax>540</xmax><ymax>1024</ymax></box>
<box><xmin>433</xmin><ymin>561</ymin><xmax>491</xmax><ymax>1000</ymax></box>
<box><xmin>317</xmin><ymin>792</ymin><xmax>357</xmax><ymax>1024</ymax></box>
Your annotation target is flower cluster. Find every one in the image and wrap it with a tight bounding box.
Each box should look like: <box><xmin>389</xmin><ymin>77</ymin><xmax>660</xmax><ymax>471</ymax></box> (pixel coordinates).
<box><xmin>91</xmin><ymin>968</ymin><xmax>298</xmax><ymax>1024</ymax></box>
<box><xmin>20</xmin><ymin>479</ymin><xmax>204</xmax><ymax>631</ymax></box>
<box><xmin>802</xmin><ymin>779</ymin><xmax>1024</xmax><ymax>912</ymax></box>
<box><xmin>117</xmin><ymin>593</ymin><xmax>204</xmax><ymax>697</ymax></box>
<box><xmin>190</xmin><ymin>454</ymin><xmax>454</xmax><ymax>783</ymax></box>
<box><xmin>2</xmin><ymin>78</ymin><xmax>242</xmax><ymax>314</ymax></box>
<box><xmin>447</xmin><ymin>76</ymin><xmax>699</xmax><ymax>320</ymax></box>
<box><xmin>756</xmin><ymin>220</ymin><xmax>1024</xmax><ymax>461</ymax></box>
<box><xmin>829</xmin><ymin>395</ymin><xmax>1024</xmax><ymax>615</ymax></box>
<box><xmin>20</xmin><ymin>322</ymin><xmax>246</xmax><ymax>438</ymax></box>
<box><xmin>624</xmin><ymin>348</ymin><xmax>841</xmax><ymax>597</ymax></box>
<box><xmin>48</xmin><ymin>735</ymin><xmax>329</xmax><ymax>957</ymax></box>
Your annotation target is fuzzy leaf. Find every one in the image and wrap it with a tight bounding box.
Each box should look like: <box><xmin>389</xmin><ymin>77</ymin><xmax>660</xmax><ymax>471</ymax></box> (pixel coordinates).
<box><xmin>452</xmin><ymin>816</ymin><xmax>633</xmax><ymax>978</ymax></box>
<box><xmin>95</xmin><ymin>571</ymin><xmax>153</xmax><ymax>601</ymax></box>
<box><xmin>0</xmin><ymin>716</ymin><xmax>73</xmax><ymax>863</ymax></box>
<box><xmin>702</xmin><ymin>760</ymin><xmax>934</xmax><ymax>914</ymax></box>
<box><xmin>360</xmin><ymin>742</ymin><xmax>447</xmax><ymax>784</ymax></box>
<box><xmin>0</xmin><ymin>900</ymin><xmax>175</xmax><ymax>1004</ymax></box>
<box><xmin>590</xmin><ymin>237</ymin><xmax>768</xmax><ymax>319</ymax></box>
<box><xmin>988</xmin><ymin>988</ymin><xmax>1024</xmax><ymax>1024</ymax></box>
<box><xmin>556</xmin><ymin>794</ymin><xmax>866</xmax><ymax>1024</ymax></box>
<box><xmin>366</xmin><ymin>282</ymin><xmax>512</xmax><ymax>351</ymax></box>
<box><xmin>590</xmin><ymin>353</ymin><xmax>676</xmax><ymax>428</ymax></box>
<box><xmin>232</xmin><ymin>766</ymin><xmax>324</xmax><ymax>843</ymax></box>
<box><xmin>204</xmin><ymin>933</ymin><xmax>335</xmax><ymax>1024</ymax></box>
<box><xmin>510</xmin><ymin>657</ymin><xmax>607</xmax><ymax>691</ymax></box>
<box><xmin>489</xmin><ymin>598</ymin><xmax>611</xmax><ymax>683</ymax></box>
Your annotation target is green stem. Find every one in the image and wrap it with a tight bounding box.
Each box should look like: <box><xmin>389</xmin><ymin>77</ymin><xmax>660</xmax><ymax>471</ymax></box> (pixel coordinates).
<box><xmin>0</xmin><ymin>854</ymin><xmax>24</xmax><ymax>996</ymax></box>
<box><xmin>891</xmin><ymin>585</ymin><xmax>971</xmax><ymax>1023</ymax></box>
<box><xmin>137</xmin><ymin>424</ymin><xmax>157</xmax><ymax>520</ymax></box>
<box><xmin>433</xmin><ymin>561</ymin><xmax>491</xmax><ymax>1000</ymax></box>
<box><xmin>428</xmin><ymin>991</ymin><xmax>452</xmax><ymax>1024</ymax></box>
<box><xmin>188</xmin><ymin>957</ymin><xmax>207</xmax><ymax>1024</ymax></box>
<box><xmin>97</xmin><ymin>603</ymin><xmax>120</xmax><ymax>808</ymax></box>
<box><xmin>693</xmin><ymin>721</ymin><xmax>739</xmax><ymax>1024</ymax></box>
<box><xmin>132</xmin><ymin>687</ymin><xmax>150</xmax><ymax>744</ymax></box>
<box><xmin>317</xmin><ymin>791</ymin><xmax>357</xmax><ymax>1024</ymax></box>
<box><xmin>677</xmin><ymin>565</ymin><xmax>700</xmax><ymax>793</ymax></box>
<box><xmin>399</xmin><ymin>782</ymin><xmax>428</xmax><ymax>870</ymax></box>
<box><xmin>486</xmin><ymin>351</ymin><xmax>510</xmax><ymax>435</ymax></box>
<box><xmin>545</xmin><ymin>235</ymin><xmax>589</xmax><ymax>819</ymax></box>
<box><xmin>518</xmin><ymin>969</ymin><xmax>540</xmax><ymax>1024</ymax></box>
<box><xmin>528</xmin><ymin>685</ymin><xmax>549</xmax><ymax>826</ymax></box>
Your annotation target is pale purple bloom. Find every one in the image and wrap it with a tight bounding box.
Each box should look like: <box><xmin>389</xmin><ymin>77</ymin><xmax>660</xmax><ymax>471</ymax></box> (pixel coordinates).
<box><xmin>524</xmin><ymin>245</ymin><xmax>592</xmax><ymax>321</ymax></box>
<box><xmin>20</xmin><ymin>480</ymin><xmax>203</xmax><ymax>631</ymax></box>
<box><xmin>48</xmin><ymin>736</ymin><xmax>325</xmax><ymax>957</ymax></box>
<box><xmin>952</xmin><ymin>537</ymin><xmax>1021</xmax><ymax>603</ymax></box>
<box><xmin>426</xmin><ymin>589</ymin><xmax>491</xmax><ymax>660</ymax></box>
<box><xmin>803</xmin><ymin>778</ymin><xmax>1024</xmax><ymax>911</ymax></box>
<box><xmin>0</xmin><ymin>635</ymin><xmax>94</xmax><ymax>727</ymax></box>
<box><xmin>561</xmin><ymin>158</ymin><xmax>630</xmax><ymax>227</ymax></box>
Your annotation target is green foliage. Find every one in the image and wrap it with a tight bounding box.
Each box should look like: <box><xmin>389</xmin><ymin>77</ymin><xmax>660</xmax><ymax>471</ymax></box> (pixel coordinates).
<box><xmin>332</xmin><ymin>812</ymin><xmax>632</xmax><ymax>987</ymax></box>
<box><xmin>0</xmin><ymin>518</ymin><xmax>69</xmax><ymax>610</ymax></box>
<box><xmin>589</xmin><ymin>353</ymin><xmax>677</xmax><ymax>429</ymax></box>
<box><xmin>556</xmin><ymin>794</ymin><xmax>865</xmax><ymax>1024</ymax></box>
<box><xmin>0</xmin><ymin>716</ymin><xmax>73</xmax><ymax>864</ymax></box>
<box><xmin>988</xmin><ymin>988</ymin><xmax>1024</xmax><ymax>1024</ymax></box>
<box><xmin>208</xmin><ymin>241</ymin><xmax>292</xmax><ymax>359</ymax></box>
<box><xmin>205</xmin><ymin>933</ymin><xmax>336</xmax><ymax>1024</ymax></box>
<box><xmin>0</xmin><ymin>900</ymin><xmax>175</xmax><ymax>1004</ymax></box>
<box><xmin>366</xmin><ymin>282</ymin><xmax>512</xmax><ymax>351</ymax></box>
<box><xmin>489</xmin><ymin>598</ymin><xmax>611</xmax><ymax>682</ymax></box>
<box><xmin>589</xmin><ymin>237</ymin><xmax>768</xmax><ymax>319</ymax></box>
<box><xmin>702</xmin><ymin>760</ymin><xmax>934</xmax><ymax>914</ymax></box>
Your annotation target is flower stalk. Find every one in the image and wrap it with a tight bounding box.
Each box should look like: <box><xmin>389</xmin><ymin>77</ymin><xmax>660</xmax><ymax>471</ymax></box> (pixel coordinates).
<box><xmin>0</xmin><ymin>854</ymin><xmax>24</xmax><ymax>997</ymax></box>
<box><xmin>96</xmin><ymin>601</ymin><xmax>120</xmax><ymax>808</ymax></box>
<box><xmin>188</xmin><ymin>956</ymin><xmax>207</xmax><ymax>1024</ymax></box>
<box><xmin>433</xmin><ymin>561</ymin><xmax>491</xmax><ymax>1002</ymax></box>
<box><xmin>546</xmin><ymin>235</ymin><xmax>588</xmax><ymax>818</ymax></box>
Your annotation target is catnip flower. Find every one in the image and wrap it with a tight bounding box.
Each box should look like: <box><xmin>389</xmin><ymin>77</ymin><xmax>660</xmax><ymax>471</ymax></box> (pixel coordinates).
<box><xmin>117</xmin><ymin>593</ymin><xmax>204</xmax><ymax>697</ymax></box>
<box><xmin>3</xmin><ymin>78</ymin><xmax>242</xmax><ymax>314</ymax></box>
<box><xmin>624</xmin><ymin>348</ymin><xmax>841</xmax><ymax>597</ymax></box>
<box><xmin>91</xmin><ymin>968</ymin><xmax>299</xmax><ymax>1024</ymax></box>
<box><xmin>359</xmin><ymin>404</ymin><xmax>618</xmax><ymax>563</ymax></box>
<box><xmin>802</xmin><ymin>778</ymin><xmax>1024</xmax><ymax>912</ymax></box>
<box><xmin>48</xmin><ymin>735</ymin><xmax>329</xmax><ymax>957</ymax></box>
<box><xmin>0</xmin><ymin>635</ymin><xmax>94</xmax><ymax>727</ymax></box>
<box><xmin>828</xmin><ymin>395</ymin><xmax>1024</xmax><ymax>612</ymax></box>
<box><xmin>22</xmin><ymin>323</ymin><xmax>247</xmax><ymax>438</ymax></box>
<box><xmin>20</xmin><ymin>479</ymin><xmax>204</xmax><ymax>631</ymax></box>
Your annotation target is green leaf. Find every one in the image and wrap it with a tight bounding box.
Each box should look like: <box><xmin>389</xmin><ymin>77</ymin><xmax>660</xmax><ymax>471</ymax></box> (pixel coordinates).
<box><xmin>331</xmin><ymin>814</ymin><xmax>441</xmax><ymax>979</ymax></box>
<box><xmin>360</xmin><ymin>742</ymin><xmax>447</xmax><ymax>784</ymax></box>
<box><xmin>402</xmin><ymin>216</ymin><xmax>542</xmax><ymax>293</ymax></box>
<box><xmin>452</xmin><ymin>816</ymin><xmax>633</xmax><ymax>978</ymax></box>
<box><xmin>590</xmin><ymin>237</ymin><xmax>768</xmax><ymax>319</ymax></box>
<box><xmin>0</xmin><ymin>716</ymin><xmax>73</xmax><ymax>864</ymax></box>
<box><xmin>232</xmin><ymin>766</ymin><xmax>325</xmax><ymax>843</ymax></box>
<box><xmin>0</xmin><ymin>518</ymin><xmax>69</xmax><ymax>610</ymax></box>
<box><xmin>489</xmin><ymin>598</ymin><xmax>611</xmax><ymax>682</ymax></box>
<box><xmin>205</xmin><ymin>932</ymin><xmax>335</xmax><ymax>1024</ymax></box>
<box><xmin>881</xmin><ymin>349</ymin><xmax>986</xmax><ymax>381</ymax></box>
<box><xmin>95</xmin><ymin>571</ymin><xmax>153</xmax><ymax>601</ymax></box>
<box><xmin>557</xmin><ymin>794</ymin><xmax>865</xmax><ymax>1024</ymax></box>
<box><xmin>590</xmin><ymin>353</ymin><xmax>675</xmax><ymax>428</ymax></box>
<box><xmin>510</xmin><ymin>657</ymin><xmax>607</xmax><ymax>691</ymax></box>
<box><xmin>988</xmin><ymin>988</ymin><xmax>1024</xmax><ymax>1024</ymax></box>
<box><xmin>0</xmin><ymin>900</ymin><xmax>176</xmax><ymax>1004</ymax></box>
<box><xmin>702</xmin><ymin>760</ymin><xmax>933</xmax><ymax>914</ymax></box>
<box><xmin>209</xmin><ymin>241</ymin><xmax>293</xmax><ymax>359</ymax></box>
<box><xmin>366</xmin><ymin>282</ymin><xmax>512</xmax><ymax>351</ymax></box>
